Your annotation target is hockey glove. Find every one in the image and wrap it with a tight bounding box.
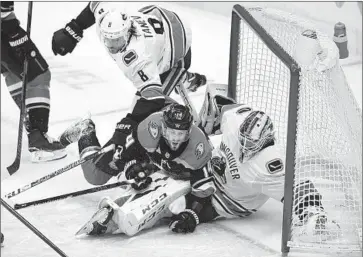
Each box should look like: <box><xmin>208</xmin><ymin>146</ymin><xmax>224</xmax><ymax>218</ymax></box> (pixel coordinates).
<box><xmin>52</xmin><ymin>20</ymin><xmax>83</xmax><ymax>56</ymax></box>
<box><xmin>111</xmin><ymin>115</ymin><xmax>138</xmax><ymax>146</ymax></box>
<box><xmin>4</xmin><ymin>19</ymin><xmax>36</xmax><ymax>62</ymax></box>
<box><xmin>169</xmin><ymin>209</ymin><xmax>200</xmax><ymax>233</ymax></box>
<box><xmin>124</xmin><ymin>160</ymin><xmax>157</xmax><ymax>190</ymax></box>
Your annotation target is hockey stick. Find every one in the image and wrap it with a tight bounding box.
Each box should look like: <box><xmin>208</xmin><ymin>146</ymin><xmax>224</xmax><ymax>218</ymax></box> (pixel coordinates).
<box><xmin>176</xmin><ymin>82</ymin><xmax>200</xmax><ymax>125</ymax></box>
<box><xmin>13</xmin><ymin>179</ymin><xmax>135</xmax><ymax>210</ymax></box>
<box><xmin>1</xmin><ymin>198</ymin><xmax>69</xmax><ymax>257</ymax></box>
<box><xmin>4</xmin><ymin>144</ymin><xmax>115</xmax><ymax>199</ymax></box>
<box><xmin>7</xmin><ymin>2</ymin><xmax>34</xmax><ymax>175</ymax></box>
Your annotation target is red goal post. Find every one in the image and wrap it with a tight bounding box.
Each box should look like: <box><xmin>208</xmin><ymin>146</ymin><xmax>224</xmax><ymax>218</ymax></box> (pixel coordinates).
<box><xmin>228</xmin><ymin>4</ymin><xmax>362</xmax><ymax>255</ymax></box>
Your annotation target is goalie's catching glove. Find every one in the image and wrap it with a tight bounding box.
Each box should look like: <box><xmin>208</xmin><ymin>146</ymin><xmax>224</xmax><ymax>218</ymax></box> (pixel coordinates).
<box><xmin>169</xmin><ymin>209</ymin><xmax>200</xmax><ymax>233</ymax></box>
<box><xmin>124</xmin><ymin>160</ymin><xmax>157</xmax><ymax>190</ymax></box>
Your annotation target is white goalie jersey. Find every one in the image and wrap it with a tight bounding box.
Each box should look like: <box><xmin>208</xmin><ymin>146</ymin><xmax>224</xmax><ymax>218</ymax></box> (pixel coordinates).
<box><xmin>92</xmin><ymin>2</ymin><xmax>192</xmax><ymax>92</ymax></box>
<box><xmin>211</xmin><ymin>105</ymin><xmax>286</xmax><ymax>218</ymax></box>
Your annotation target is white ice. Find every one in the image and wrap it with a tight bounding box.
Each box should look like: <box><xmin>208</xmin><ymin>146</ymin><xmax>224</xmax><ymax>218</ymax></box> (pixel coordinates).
<box><xmin>1</xmin><ymin>2</ymin><xmax>361</xmax><ymax>257</ymax></box>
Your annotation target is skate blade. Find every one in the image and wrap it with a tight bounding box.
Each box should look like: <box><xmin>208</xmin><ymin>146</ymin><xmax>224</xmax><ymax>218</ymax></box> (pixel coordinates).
<box><xmin>30</xmin><ymin>149</ymin><xmax>67</xmax><ymax>163</ymax></box>
<box><xmin>75</xmin><ymin>208</ymin><xmax>106</xmax><ymax>237</ymax></box>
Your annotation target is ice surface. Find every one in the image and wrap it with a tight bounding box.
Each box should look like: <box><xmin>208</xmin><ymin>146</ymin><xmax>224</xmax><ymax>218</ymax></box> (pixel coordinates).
<box><xmin>1</xmin><ymin>2</ymin><xmax>361</xmax><ymax>257</ymax></box>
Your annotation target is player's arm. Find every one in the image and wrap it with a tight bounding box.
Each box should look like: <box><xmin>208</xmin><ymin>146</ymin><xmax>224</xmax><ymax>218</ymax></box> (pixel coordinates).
<box><xmin>170</xmin><ymin>133</ymin><xmax>216</xmax><ymax>233</ymax></box>
<box><xmin>51</xmin><ymin>1</ymin><xmax>102</xmax><ymax>56</ymax></box>
<box><xmin>1</xmin><ymin>1</ymin><xmax>16</xmax><ymax>21</ymax></box>
<box><xmin>169</xmin><ymin>163</ymin><xmax>215</xmax><ymax>234</ymax></box>
<box><xmin>1</xmin><ymin>1</ymin><xmax>42</xmax><ymax>66</ymax></box>
<box><xmin>109</xmin><ymin>113</ymin><xmax>161</xmax><ymax>189</ymax></box>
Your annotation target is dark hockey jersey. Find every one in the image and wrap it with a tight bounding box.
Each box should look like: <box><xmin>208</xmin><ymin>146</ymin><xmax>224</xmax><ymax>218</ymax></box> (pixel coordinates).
<box><xmin>119</xmin><ymin>111</ymin><xmax>215</xmax><ymax>199</ymax></box>
<box><xmin>1</xmin><ymin>2</ymin><xmax>16</xmax><ymax>21</ymax></box>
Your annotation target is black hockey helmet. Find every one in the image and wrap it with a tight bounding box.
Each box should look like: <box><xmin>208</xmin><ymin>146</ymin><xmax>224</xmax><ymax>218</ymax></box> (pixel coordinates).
<box><xmin>162</xmin><ymin>103</ymin><xmax>193</xmax><ymax>131</ymax></box>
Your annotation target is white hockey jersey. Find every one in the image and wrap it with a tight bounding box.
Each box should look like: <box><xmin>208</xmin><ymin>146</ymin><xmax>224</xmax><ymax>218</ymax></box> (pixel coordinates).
<box><xmin>211</xmin><ymin>105</ymin><xmax>286</xmax><ymax>218</ymax></box>
<box><xmin>92</xmin><ymin>3</ymin><xmax>192</xmax><ymax>92</ymax></box>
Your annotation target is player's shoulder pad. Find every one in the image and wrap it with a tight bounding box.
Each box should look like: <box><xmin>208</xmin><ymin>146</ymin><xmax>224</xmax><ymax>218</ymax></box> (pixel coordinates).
<box><xmin>182</xmin><ymin>125</ymin><xmax>213</xmax><ymax>170</ymax></box>
<box><xmin>137</xmin><ymin>112</ymin><xmax>163</xmax><ymax>151</ymax></box>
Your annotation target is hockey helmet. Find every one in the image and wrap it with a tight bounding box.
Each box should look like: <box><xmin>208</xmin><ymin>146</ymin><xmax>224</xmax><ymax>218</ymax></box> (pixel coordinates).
<box><xmin>99</xmin><ymin>10</ymin><xmax>132</xmax><ymax>54</ymax></box>
<box><xmin>238</xmin><ymin>109</ymin><xmax>275</xmax><ymax>162</ymax></box>
<box><xmin>161</xmin><ymin>104</ymin><xmax>193</xmax><ymax>151</ymax></box>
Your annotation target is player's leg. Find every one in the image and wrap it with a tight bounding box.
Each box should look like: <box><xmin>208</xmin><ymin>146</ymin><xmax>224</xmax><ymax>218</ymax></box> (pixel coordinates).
<box><xmin>240</xmin><ymin>148</ymin><xmax>339</xmax><ymax>239</ymax></box>
<box><xmin>1</xmin><ymin>40</ymin><xmax>66</xmax><ymax>162</ymax></box>
<box><xmin>77</xmin><ymin>173</ymin><xmax>191</xmax><ymax>237</ymax></box>
<box><xmin>60</xmin><ymin>117</ymin><xmax>117</xmax><ymax>185</ymax></box>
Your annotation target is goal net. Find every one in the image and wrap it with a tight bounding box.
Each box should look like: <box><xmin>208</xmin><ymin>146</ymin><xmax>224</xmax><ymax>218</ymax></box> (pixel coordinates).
<box><xmin>228</xmin><ymin>5</ymin><xmax>362</xmax><ymax>253</ymax></box>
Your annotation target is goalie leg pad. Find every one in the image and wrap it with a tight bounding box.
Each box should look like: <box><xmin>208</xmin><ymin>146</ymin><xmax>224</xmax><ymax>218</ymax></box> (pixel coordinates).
<box><xmin>113</xmin><ymin>173</ymin><xmax>191</xmax><ymax>236</ymax></box>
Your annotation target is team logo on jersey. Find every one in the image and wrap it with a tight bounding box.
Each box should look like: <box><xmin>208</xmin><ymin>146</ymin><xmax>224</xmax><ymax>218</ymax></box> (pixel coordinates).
<box><xmin>148</xmin><ymin>121</ymin><xmax>159</xmax><ymax>139</ymax></box>
<box><xmin>195</xmin><ymin>142</ymin><xmax>205</xmax><ymax>159</ymax></box>
<box><xmin>266</xmin><ymin>159</ymin><xmax>283</xmax><ymax>174</ymax></box>
<box><xmin>123</xmin><ymin>50</ymin><xmax>138</xmax><ymax>66</ymax></box>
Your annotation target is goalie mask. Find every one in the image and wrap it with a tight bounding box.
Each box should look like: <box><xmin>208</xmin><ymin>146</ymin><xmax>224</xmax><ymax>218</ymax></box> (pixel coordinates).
<box><xmin>99</xmin><ymin>10</ymin><xmax>132</xmax><ymax>54</ymax></box>
<box><xmin>238</xmin><ymin>110</ymin><xmax>275</xmax><ymax>162</ymax></box>
<box><xmin>162</xmin><ymin>104</ymin><xmax>193</xmax><ymax>151</ymax></box>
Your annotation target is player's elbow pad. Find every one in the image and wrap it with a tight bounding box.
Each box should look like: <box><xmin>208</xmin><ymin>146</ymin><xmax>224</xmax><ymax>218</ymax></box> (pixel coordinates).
<box><xmin>74</xmin><ymin>2</ymin><xmax>96</xmax><ymax>30</ymax></box>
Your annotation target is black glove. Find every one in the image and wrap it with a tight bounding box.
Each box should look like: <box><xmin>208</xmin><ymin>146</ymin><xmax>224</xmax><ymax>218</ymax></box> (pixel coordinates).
<box><xmin>169</xmin><ymin>209</ymin><xmax>200</xmax><ymax>233</ymax></box>
<box><xmin>174</xmin><ymin>72</ymin><xmax>207</xmax><ymax>94</ymax></box>
<box><xmin>111</xmin><ymin>115</ymin><xmax>138</xmax><ymax>146</ymax></box>
<box><xmin>124</xmin><ymin>160</ymin><xmax>157</xmax><ymax>190</ymax></box>
<box><xmin>52</xmin><ymin>19</ymin><xmax>83</xmax><ymax>56</ymax></box>
<box><xmin>5</xmin><ymin>19</ymin><xmax>36</xmax><ymax>62</ymax></box>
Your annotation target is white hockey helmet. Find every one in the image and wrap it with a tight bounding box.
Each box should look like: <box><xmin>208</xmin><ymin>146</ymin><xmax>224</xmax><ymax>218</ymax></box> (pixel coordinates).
<box><xmin>238</xmin><ymin>109</ymin><xmax>275</xmax><ymax>162</ymax></box>
<box><xmin>99</xmin><ymin>10</ymin><xmax>132</xmax><ymax>54</ymax></box>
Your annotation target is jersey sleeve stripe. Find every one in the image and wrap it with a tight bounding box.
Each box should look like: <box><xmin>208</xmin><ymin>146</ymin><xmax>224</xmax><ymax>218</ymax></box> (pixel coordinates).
<box><xmin>173</xmin><ymin>12</ymin><xmax>187</xmax><ymax>58</ymax></box>
<box><xmin>89</xmin><ymin>1</ymin><xmax>101</xmax><ymax>13</ymax></box>
<box><xmin>161</xmin><ymin>66</ymin><xmax>185</xmax><ymax>95</ymax></box>
<box><xmin>191</xmin><ymin>176</ymin><xmax>214</xmax><ymax>190</ymax></box>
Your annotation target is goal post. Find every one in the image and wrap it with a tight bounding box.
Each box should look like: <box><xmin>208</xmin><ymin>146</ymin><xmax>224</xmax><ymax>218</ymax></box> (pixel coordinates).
<box><xmin>228</xmin><ymin>4</ymin><xmax>362</xmax><ymax>254</ymax></box>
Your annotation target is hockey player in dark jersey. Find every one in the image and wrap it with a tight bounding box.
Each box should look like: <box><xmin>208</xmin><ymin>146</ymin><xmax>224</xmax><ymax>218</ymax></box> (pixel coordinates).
<box><xmin>60</xmin><ymin>103</ymin><xmax>215</xmax><ymax>236</ymax></box>
<box><xmin>1</xmin><ymin>2</ymin><xmax>66</xmax><ymax>162</ymax></box>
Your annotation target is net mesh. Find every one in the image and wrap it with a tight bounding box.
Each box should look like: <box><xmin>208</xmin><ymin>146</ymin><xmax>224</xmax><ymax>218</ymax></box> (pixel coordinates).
<box><xmin>235</xmin><ymin>6</ymin><xmax>362</xmax><ymax>251</ymax></box>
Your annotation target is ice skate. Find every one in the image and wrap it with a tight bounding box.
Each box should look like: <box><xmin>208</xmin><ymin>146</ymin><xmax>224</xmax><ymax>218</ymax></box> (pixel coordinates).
<box><xmin>75</xmin><ymin>206</ymin><xmax>115</xmax><ymax>236</ymax></box>
<box><xmin>28</xmin><ymin>130</ymin><xmax>67</xmax><ymax>163</ymax></box>
<box><xmin>296</xmin><ymin>206</ymin><xmax>341</xmax><ymax>242</ymax></box>
<box><xmin>59</xmin><ymin>114</ymin><xmax>95</xmax><ymax>147</ymax></box>
<box><xmin>76</xmin><ymin>197</ymin><xmax>120</xmax><ymax>236</ymax></box>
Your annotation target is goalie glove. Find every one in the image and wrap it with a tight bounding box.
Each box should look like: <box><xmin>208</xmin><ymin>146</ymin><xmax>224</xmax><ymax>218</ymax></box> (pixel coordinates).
<box><xmin>124</xmin><ymin>160</ymin><xmax>157</xmax><ymax>190</ymax></box>
<box><xmin>199</xmin><ymin>94</ymin><xmax>236</xmax><ymax>135</ymax></box>
<box><xmin>169</xmin><ymin>209</ymin><xmax>200</xmax><ymax>233</ymax></box>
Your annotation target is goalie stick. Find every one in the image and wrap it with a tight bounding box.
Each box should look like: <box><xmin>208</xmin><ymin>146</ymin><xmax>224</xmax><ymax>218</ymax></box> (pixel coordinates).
<box><xmin>7</xmin><ymin>2</ymin><xmax>34</xmax><ymax>175</ymax></box>
<box><xmin>4</xmin><ymin>144</ymin><xmax>114</xmax><ymax>199</ymax></box>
